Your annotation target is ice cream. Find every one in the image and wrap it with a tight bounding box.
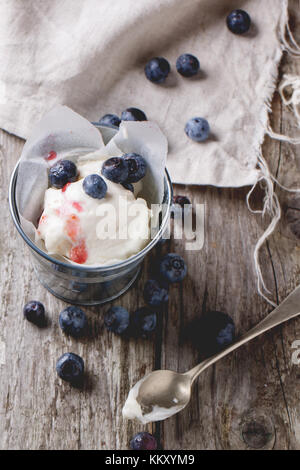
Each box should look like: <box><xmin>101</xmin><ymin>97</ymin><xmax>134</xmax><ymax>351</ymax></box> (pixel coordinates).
<box><xmin>36</xmin><ymin>150</ymin><xmax>151</xmax><ymax>265</ymax></box>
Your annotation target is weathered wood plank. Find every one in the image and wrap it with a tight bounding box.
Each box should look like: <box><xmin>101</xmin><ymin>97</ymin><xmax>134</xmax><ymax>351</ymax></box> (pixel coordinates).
<box><xmin>160</xmin><ymin>0</ymin><xmax>300</xmax><ymax>450</ymax></box>
<box><xmin>0</xmin><ymin>0</ymin><xmax>300</xmax><ymax>450</ymax></box>
<box><xmin>0</xmin><ymin>129</ymin><xmax>156</xmax><ymax>450</ymax></box>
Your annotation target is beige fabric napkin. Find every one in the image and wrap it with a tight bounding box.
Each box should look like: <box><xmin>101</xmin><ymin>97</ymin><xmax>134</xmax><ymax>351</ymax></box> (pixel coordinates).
<box><xmin>0</xmin><ymin>0</ymin><xmax>288</xmax><ymax>187</ymax></box>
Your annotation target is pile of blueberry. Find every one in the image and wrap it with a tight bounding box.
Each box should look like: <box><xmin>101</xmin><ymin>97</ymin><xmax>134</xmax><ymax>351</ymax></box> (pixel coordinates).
<box><xmin>23</xmin><ymin>301</ymin><xmax>87</xmax><ymax>384</ymax></box>
<box><xmin>49</xmin><ymin>158</ymin><xmax>109</xmax><ymax>200</ymax></box>
<box><xmin>98</xmin><ymin>107</ymin><xmax>147</xmax><ymax>130</ymax></box>
<box><xmin>22</xmin><ymin>252</ymin><xmax>187</xmax><ymax>382</ymax></box>
<box><xmin>144</xmin><ymin>53</ymin><xmax>211</xmax><ymax>142</ymax></box>
<box><xmin>97</xmin><ymin>9</ymin><xmax>251</xmax><ymax>148</ymax></box>
<box><xmin>101</xmin><ymin>153</ymin><xmax>147</xmax><ymax>186</ymax></box>
<box><xmin>48</xmin><ymin>151</ymin><xmax>147</xmax><ymax>199</ymax></box>
<box><xmin>104</xmin><ymin>252</ymin><xmax>187</xmax><ymax>338</ymax></box>
<box><xmin>24</xmin><ymin>295</ymin><xmax>160</xmax><ymax>447</ymax></box>
<box><xmin>145</xmin><ymin>53</ymin><xmax>200</xmax><ymax>84</ymax></box>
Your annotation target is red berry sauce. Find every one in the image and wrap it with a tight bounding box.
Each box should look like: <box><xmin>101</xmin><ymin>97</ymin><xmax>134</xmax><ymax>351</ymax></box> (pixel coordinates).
<box><xmin>46</xmin><ymin>151</ymin><xmax>57</xmax><ymax>161</ymax></box>
<box><xmin>61</xmin><ymin>182</ymin><xmax>71</xmax><ymax>193</ymax></box>
<box><xmin>69</xmin><ymin>240</ymin><xmax>88</xmax><ymax>264</ymax></box>
<box><xmin>72</xmin><ymin>201</ymin><xmax>83</xmax><ymax>212</ymax></box>
<box><xmin>65</xmin><ymin>214</ymin><xmax>80</xmax><ymax>242</ymax></box>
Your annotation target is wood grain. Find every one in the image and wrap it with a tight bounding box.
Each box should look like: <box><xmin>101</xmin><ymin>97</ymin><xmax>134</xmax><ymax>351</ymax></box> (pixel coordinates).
<box><xmin>0</xmin><ymin>1</ymin><xmax>300</xmax><ymax>450</ymax></box>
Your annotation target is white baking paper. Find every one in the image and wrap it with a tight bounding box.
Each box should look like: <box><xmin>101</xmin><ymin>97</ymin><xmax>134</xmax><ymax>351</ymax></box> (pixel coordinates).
<box><xmin>15</xmin><ymin>105</ymin><xmax>167</xmax><ymax>264</ymax></box>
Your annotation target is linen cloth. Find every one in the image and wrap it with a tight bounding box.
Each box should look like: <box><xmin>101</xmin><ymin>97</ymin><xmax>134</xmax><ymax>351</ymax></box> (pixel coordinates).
<box><xmin>0</xmin><ymin>0</ymin><xmax>288</xmax><ymax>187</ymax></box>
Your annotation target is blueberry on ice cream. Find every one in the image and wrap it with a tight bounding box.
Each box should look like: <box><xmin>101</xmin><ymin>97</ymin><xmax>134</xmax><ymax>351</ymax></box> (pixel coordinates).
<box><xmin>36</xmin><ymin>150</ymin><xmax>151</xmax><ymax>265</ymax></box>
<box><xmin>49</xmin><ymin>160</ymin><xmax>78</xmax><ymax>189</ymax></box>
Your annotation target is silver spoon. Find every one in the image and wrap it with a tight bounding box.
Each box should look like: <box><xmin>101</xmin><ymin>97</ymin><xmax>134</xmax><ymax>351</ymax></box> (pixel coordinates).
<box><xmin>123</xmin><ymin>285</ymin><xmax>300</xmax><ymax>424</ymax></box>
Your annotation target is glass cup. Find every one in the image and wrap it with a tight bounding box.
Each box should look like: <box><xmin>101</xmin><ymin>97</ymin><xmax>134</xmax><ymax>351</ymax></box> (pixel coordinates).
<box><xmin>9</xmin><ymin>124</ymin><xmax>172</xmax><ymax>305</ymax></box>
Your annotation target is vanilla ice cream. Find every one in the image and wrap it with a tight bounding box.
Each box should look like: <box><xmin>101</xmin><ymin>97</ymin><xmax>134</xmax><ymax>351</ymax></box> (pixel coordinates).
<box><xmin>36</xmin><ymin>150</ymin><xmax>151</xmax><ymax>265</ymax></box>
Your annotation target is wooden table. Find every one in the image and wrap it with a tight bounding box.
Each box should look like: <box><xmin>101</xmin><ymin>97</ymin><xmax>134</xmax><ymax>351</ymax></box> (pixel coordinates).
<box><xmin>1</xmin><ymin>3</ymin><xmax>300</xmax><ymax>451</ymax></box>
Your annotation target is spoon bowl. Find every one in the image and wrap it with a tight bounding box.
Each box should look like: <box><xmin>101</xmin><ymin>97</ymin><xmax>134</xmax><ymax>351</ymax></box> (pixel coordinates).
<box><xmin>123</xmin><ymin>370</ymin><xmax>191</xmax><ymax>423</ymax></box>
<box><xmin>138</xmin><ymin>370</ymin><xmax>191</xmax><ymax>412</ymax></box>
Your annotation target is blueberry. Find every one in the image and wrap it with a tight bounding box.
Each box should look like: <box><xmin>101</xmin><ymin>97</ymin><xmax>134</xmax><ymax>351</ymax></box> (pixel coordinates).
<box><xmin>160</xmin><ymin>253</ymin><xmax>187</xmax><ymax>283</ymax></box>
<box><xmin>83</xmin><ymin>174</ymin><xmax>107</xmax><ymax>199</ymax></box>
<box><xmin>176</xmin><ymin>53</ymin><xmax>200</xmax><ymax>77</ymax></box>
<box><xmin>23</xmin><ymin>301</ymin><xmax>45</xmax><ymax>326</ymax></box>
<box><xmin>122</xmin><ymin>182</ymin><xmax>134</xmax><ymax>193</ymax></box>
<box><xmin>196</xmin><ymin>311</ymin><xmax>235</xmax><ymax>356</ymax></box>
<box><xmin>171</xmin><ymin>195</ymin><xmax>191</xmax><ymax>219</ymax></box>
<box><xmin>131</xmin><ymin>307</ymin><xmax>157</xmax><ymax>338</ymax></box>
<box><xmin>101</xmin><ymin>157</ymin><xmax>129</xmax><ymax>183</ymax></box>
<box><xmin>56</xmin><ymin>353</ymin><xmax>84</xmax><ymax>384</ymax></box>
<box><xmin>144</xmin><ymin>57</ymin><xmax>170</xmax><ymax>84</ymax></box>
<box><xmin>173</xmin><ymin>195</ymin><xmax>191</xmax><ymax>207</ymax></box>
<box><xmin>143</xmin><ymin>280</ymin><xmax>169</xmax><ymax>307</ymax></box>
<box><xmin>121</xmin><ymin>107</ymin><xmax>147</xmax><ymax>121</ymax></box>
<box><xmin>123</xmin><ymin>153</ymin><xmax>147</xmax><ymax>183</ymax></box>
<box><xmin>104</xmin><ymin>306</ymin><xmax>130</xmax><ymax>335</ymax></box>
<box><xmin>49</xmin><ymin>160</ymin><xmax>78</xmax><ymax>189</ymax></box>
<box><xmin>130</xmin><ymin>432</ymin><xmax>158</xmax><ymax>450</ymax></box>
<box><xmin>185</xmin><ymin>117</ymin><xmax>210</xmax><ymax>142</ymax></box>
<box><xmin>227</xmin><ymin>9</ymin><xmax>251</xmax><ymax>35</ymax></box>
<box><xmin>59</xmin><ymin>306</ymin><xmax>87</xmax><ymax>337</ymax></box>
<box><xmin>98</xmin><ymin>113</ymin><xmax>121</xmax><ymax>127</ymax></box>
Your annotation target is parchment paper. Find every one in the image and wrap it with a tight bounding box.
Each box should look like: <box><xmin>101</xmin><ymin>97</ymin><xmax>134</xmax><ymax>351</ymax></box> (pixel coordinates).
<box><xmin>15</xmin><ymin>105</ymin><xmax>167</xmax><ymax>264</ymax></box>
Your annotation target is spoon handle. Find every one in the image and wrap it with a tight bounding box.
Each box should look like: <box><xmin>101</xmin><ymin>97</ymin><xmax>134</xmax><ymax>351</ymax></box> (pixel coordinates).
<box><xmin>186</xmin><ymin>284</ymin><xmax>300</xmax><ymax>383</ymax></box>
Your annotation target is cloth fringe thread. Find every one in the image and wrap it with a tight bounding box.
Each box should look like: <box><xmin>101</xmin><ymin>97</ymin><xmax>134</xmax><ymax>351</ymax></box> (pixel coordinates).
<box><xmin>250</xmin><ymin>17</ymin><xmax>300</xmax><ymax>306</ymax></box>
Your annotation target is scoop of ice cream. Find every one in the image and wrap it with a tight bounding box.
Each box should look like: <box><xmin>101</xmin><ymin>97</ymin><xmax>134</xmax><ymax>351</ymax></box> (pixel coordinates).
<box><xmin>122</xmin><ymin>377</ymin><xmax>145</xmax><ymax>422</ymax></box>
<box><xmin>36</xmin><ymin>150</ymin><xmax>151</xmax><ymax>265</ymax></box>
